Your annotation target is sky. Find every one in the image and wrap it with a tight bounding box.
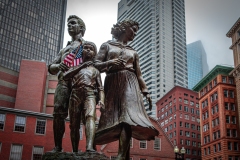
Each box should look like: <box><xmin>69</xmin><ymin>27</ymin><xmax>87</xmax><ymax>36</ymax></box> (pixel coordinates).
<box><xmin>64</xmin><ymin>0</ymin><xmax>240</xmax><ymax>71</ymax></box>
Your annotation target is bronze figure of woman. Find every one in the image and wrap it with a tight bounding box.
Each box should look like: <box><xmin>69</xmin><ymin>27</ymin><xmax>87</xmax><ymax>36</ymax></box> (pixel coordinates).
<box><xmin>94</xmin><ymin>19</ymin><xmax>159</xmax><ymax>160</ymax></box>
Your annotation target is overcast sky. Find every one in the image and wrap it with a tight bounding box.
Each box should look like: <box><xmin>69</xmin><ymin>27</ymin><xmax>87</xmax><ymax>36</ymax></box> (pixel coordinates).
<box><xmin>64</xmin><ymin>0</ymin><xmax>240</xmax><ymax>71</ymax></box>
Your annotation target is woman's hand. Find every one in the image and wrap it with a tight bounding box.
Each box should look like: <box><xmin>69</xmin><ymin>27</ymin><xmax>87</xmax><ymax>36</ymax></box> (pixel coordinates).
<box><xmin>58</xmin><ymin>62</ymin><xmax>69</xmax><ymax>72</ymax></box>
<box><xmin>108</xmin><ymin>58</ymin><xmax>126</xmax><ymax>68</ymax></box>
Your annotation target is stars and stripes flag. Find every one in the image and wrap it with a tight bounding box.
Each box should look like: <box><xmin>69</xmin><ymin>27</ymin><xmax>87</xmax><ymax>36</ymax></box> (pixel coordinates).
<box><xmin>64</xmin><ymin>45</ymin><xmax>83</xmax><ymax>67</ymax></box>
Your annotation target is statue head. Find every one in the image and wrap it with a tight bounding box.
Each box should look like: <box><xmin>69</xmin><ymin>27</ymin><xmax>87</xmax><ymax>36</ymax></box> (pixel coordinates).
<box><xmin>82</xmin><ymin>41</ymin><xmax>97</xmax><ymax>62</ymax></box>
<box><xmin>111</xmin><ymin>19</ymin><xmax>139</xmax><ymax>41</ymax></box>
<box><xmin>67</xmin><ymin>15</ymin><xmax>86</xmax><ymax>37</ymax></box>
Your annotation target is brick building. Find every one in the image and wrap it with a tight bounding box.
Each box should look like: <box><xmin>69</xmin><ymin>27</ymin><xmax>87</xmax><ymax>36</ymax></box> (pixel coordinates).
<box><xmin>192</xmin><ymin>65</ymin><xmax>240</xmax><ymax>160</ymax></box>
<box><xmin>156</xmin><ymin>86</ymin><xmax>201</xmax><ymax>160</ymax></box>
<box><xmin>227</xmin><ymin>17</ymin><xmax>240</xmax><ymax>129</ymax></box>
<box><xmin>0</xmin><ymin>59</ymin><xmax>175</xmax><ymax>159</ymax></box>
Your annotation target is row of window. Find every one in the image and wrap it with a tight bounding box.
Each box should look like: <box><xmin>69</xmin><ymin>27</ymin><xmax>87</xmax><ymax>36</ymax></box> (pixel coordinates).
<box><xmin>204</xmin><ymin>142</ymin><xmax>239</xmax><ymax>156</ymax></box>
<box><xmin>200</xmin><ymin>76</ymin><xmax>234</xmax><ymax>97</ymax></box>
<box><xmin>136</xmin><ymin>138</ymin><xmax>161</xmax><ymax>150</ymax></box>
<box><xmin>179</xmin><ymin>130</ymin><xmax>200</xmax><ymax>139</ymax></box>
<box><xmin>0</xmin><ymin>114</ymin><xmax>46</xmax><ymax>135</ymax></box>
<box><xmin>0</xmin><ymin>143</ymin><xmax>43</xmax><ymax>160</ymax></box>
<box><xmin>0</xmin><ymin>114</ymin><xmax>84</xmax><ymax>140</ymax></box>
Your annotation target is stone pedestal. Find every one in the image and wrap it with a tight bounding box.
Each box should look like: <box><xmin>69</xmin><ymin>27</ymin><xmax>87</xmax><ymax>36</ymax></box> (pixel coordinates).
<box><xmin>42</xmin><ymin>151</ymin><xmax>109</xmax><ymax>160</ymax></box>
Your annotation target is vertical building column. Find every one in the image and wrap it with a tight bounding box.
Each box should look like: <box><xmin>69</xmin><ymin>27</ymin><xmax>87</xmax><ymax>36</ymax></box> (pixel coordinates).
<box><xmin>232</xmin><ymin>66</ymin><xmax>240</xmax><ymax>130</ymax></box>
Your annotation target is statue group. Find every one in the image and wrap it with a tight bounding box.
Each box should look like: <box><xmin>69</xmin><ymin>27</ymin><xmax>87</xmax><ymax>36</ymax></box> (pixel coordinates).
<box><xmin>48</xmin><ymin>15</ymin><xmax>159</xmax><ymax>160</ymax></box>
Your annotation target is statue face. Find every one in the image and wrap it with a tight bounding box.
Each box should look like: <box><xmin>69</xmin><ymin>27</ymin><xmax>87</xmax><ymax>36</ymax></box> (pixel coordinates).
<box><xmin>82</xmin><ymin>44</ymin><xmax>95</xmax><ymax>62</ymax></box>
<box><xmin>125</xmin><ymin>25</ymin><xmax>138</xmax><ymax>41</ymax></box>
<box><xmin>67</xmin><ymin>18</ymin><xmax>81</xmax><ymax>36</ymax></box>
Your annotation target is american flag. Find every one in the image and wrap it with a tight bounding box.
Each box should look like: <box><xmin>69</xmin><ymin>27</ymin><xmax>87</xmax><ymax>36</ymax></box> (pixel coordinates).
<box><xmin>64</xmin><ymin>45</ymin><xmax>83</xmax><ymax>67</ymax></box>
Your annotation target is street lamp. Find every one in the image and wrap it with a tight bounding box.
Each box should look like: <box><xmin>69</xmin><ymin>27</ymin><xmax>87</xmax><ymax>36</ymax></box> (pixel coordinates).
<box><xmin>174</xmin><ymin>146</ymin><xmax>185</xmax><ymax>160</ymax></box>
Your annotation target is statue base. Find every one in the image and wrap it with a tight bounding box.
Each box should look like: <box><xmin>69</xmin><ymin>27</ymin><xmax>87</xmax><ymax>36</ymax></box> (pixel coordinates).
<box><xmin>42</xmin><ymin>151</ymin><xmax>109</xmax><ymax>160</ymax></box>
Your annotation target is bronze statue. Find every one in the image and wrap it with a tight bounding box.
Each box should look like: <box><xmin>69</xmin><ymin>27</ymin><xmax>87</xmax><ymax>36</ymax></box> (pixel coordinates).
<box><xmin>94</xmin><ymin>19</ymin><xmax>159</xmax><ymax>160</ymax></box>
<box><xmin>48</xmin><ymin>15</ymin><xmax>86</xmax><ymax>152</ymax></box>
<box><xmin>63</xmin><ymin>41</ymin><xmax>104</xmax><ymax>153</ymax></box>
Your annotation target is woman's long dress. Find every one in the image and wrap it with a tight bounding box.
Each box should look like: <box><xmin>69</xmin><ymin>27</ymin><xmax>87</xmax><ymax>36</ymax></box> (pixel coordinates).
<box><xmin>94</xmin><ymin>41</ymin><xmax>159</xmax><ymax>145</ymax></box>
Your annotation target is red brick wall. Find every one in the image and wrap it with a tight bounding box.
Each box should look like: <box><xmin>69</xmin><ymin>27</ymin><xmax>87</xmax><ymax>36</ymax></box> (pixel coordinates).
<box><xmin>156</xmin><ymin>86</ymin><xmax>201</xmax><ymax>160</ymax></box>
<box><xmin>15</xmin><ymin>60</ymin><xmax>47</xmax><ymax>112</ymax></box>
<box><xmin>0</xmin><ymin>112</ymin><xmax>88</xmax><ymax>159</ymax></box>
<box><xmin>198</xmin><ymin>74</ymin><xmax>240</xmax><ymax>160</ymax></box>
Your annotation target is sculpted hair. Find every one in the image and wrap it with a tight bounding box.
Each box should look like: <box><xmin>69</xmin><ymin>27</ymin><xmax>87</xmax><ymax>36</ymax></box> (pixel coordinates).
<box><xmin>111</xmin><ymin>19</ymin><xmax>139</xmax><ymax>40</ymax></box>
<box><xmin>83</xmin><ymin>41</ymin><xmax>97</xmax><ymax>57</ymax></box>
<box><xmin>68</xmin><ymin>15</ymin><xmax>86</xmax><ymax>36</ymax></box>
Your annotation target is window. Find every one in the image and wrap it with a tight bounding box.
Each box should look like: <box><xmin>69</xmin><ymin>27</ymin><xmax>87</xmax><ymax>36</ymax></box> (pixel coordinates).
<box><xmin>233</xmin><ymin>129</ymin><xmax>237</xmax><ymax>137</ymax></box>
<box><xmin>184</xmin><ymin>106</ymin><xmax>189</xmax><ymax>112</ymax></box>
<box><xmin>130</xmin><ymin>138</ymin><xmax>133</xmax><ymax>148</ymax></box>
<box><xmin>185</xmin><ymin>140</ymin><xmax>190</xmax><ymax>146</ymax></box>
<box><xmin>229</xmin><ymin>77</ymin><xmax>234</xmax><ymax>84</ymax></box>
<box><xmin>222</xmin><ymin>76</ymin><xmax>227</xmax><ymax>83</ymax></box>
<box><xmin>218</xmin><ymin>143</ymin><xmax>221</xmax><ymax>151</ymax></box>
<box><xmin>184</xmin><ymin>114</ymin><xmax>189</xmax><ymax>120</ymax></box>
<box><xmin>186</xmin><ymin>149</ymin><xmax>191</xmax><ymax>154</ymax></box>
<box><xmin>226</xmin><ymin>115</ymin><xmax>230</xmax><ymax>123</ymax></box>
<box><xmin>180</xmin><ymin>130</ymin><xmax>183</xmax><ymax>136</ymax></box>
<box><xmin>185</xmin><ymin>131</ymin><xmax>190</xmax><ymax>137</ymax></box>
<box><xmin>10</xmin><ymin>144</ymin><xmax>23</xmax><ymax>160</ymax></box>
<box><xmin>140</xmin><ymin>140</ymin><xmax>147</xmax><ymax>149</ymax></box>
<box><xmin>224</xmin><ymin>90</ymin><xmax>228</xmax><ymax>97</ymax></box>
<box><xmin>154</xmin><ymin>138</ymin><xmax>160</xmax><ymax>150</ymax></box>
<box><xmin>35</xmin><ymin>119</ymin><xmax>46</xmax><ymax>134</ymax></box>
<box><xmin>234</xmin><ymin>142</ymin><xmax>238</xmax><ymax>151</ymax></box>
<box><xmin>208</xmin><ymin>147</ymin><xmax>211</xmax><ymax>154</ymax></box>
<box><xmin>232</xmin><ymin>116</ymin><xmax>236</xmax><ymax>124</ymax></box>
<box><xmin>185</xmin><ymin>123</ymin><xmax>189</xmax><ymax>128</ymax></box>
<box><xmin>227</xmin><ymin>129</ymin><xmax>231</xmax><ymax>137</ymax></box>
<box><xmin>32</xmin><ymin>146</ymin><xmax>44</xmax><ymax>160</ymax></box>
<box><xmin>111</xmin><ymin>156</ymin><xmax>117</xmax><ymax>160</ymax></box>
<box><xmin>0</xmin><ymin>114</ymin><xmax>5</xmax><ymax>130</ymax></box>
<box><xmin>192</xmin><ymin>132</ymin><xmax>196</xmax><ymax>138</ymax></box>
<box><xmin>229</xmin><ymin>90</ymin><xmax>234</xmax><ymax>98</ymax></box>
<box><xmin>14</xmin><ymin>116</ymin><xmax>26</xmax><ymax>132</ymax></box>
<box><xmin>228</xmin><ymin>142</ymin><xmax>232</xmax><ymax>150</ymax></box>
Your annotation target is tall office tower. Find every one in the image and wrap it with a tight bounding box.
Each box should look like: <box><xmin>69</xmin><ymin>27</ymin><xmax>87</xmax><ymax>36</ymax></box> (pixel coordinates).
<box><xmin>187</xmin><ymin>40</ymin><xmax>209</xmax><ymax>89</ymax></box>
<box><xmin>0</xmin><ymin>0</ymin><xmax>67</xmax><ymax>71</ymax></box>
<box><xmin>117</xmin><ymin>0</ymin><xmax>188</xmax><ymax>117</ymax></box>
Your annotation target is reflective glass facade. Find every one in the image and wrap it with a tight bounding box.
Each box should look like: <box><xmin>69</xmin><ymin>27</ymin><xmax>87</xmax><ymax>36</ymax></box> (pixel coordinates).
<box><xmin>117</xmin><ymin>0</ymin><xmax>187</xmax><ymax>117</ymax></box>
<box><xmin>0</xmin><ymin>0</ymin><xmax>67</xmax><ymax>71</ymax></box>
<box><xmin>187</xmin><ymin>40</ymin><xmax>209</xmax><ymax>89</ymax></box>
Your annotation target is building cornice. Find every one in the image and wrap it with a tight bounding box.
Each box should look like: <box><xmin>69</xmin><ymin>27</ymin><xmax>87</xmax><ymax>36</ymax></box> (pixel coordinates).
<box><xmin>0</xmin><ymin>106</ymin><xmax>69</xmax><ymax>121</ymax></box>
<box><xmin>229</xmin><ymin>63</ymin><xmax>240</xmax><ymax>78</ymax></box>
<box><xmin>226</xmin><ymin>17</ymin><xmax>240</xmax><ymax>37</ymax></box>
<box><xmin>192</xmin><ymin>65</ymin><xmax>234</xmax><ymax>92</ymax></box>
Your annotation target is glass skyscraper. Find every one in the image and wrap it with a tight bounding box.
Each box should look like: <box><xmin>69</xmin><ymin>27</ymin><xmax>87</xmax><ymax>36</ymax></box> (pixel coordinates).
<box><xmin>187</xmin><ymin>40</ymin><xmax>209</xmax><ymax>89</ymax></box>
<box><xmin>0</xmin><ymin>0</ymin><xmax>67</xmax><ymax>71</ymax></box>
<box><xmin>117</xmin><ymin>0</ymin><xmax>187</xmax><ymax>117</ymax></box>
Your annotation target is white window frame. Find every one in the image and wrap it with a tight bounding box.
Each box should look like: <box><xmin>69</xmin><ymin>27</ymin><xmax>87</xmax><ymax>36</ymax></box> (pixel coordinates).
<box><xmin>14</xmin><ymin>116</ymin><xmax>26</xmax><ymax>133</ymax></box>
<box><xmin>0</xmin><ymin>113</ymin><xmax>6</xmax><ymax>131</ymax></box>
<box><xmin>35</xmin><ymin>119</ymin><xmax>47</xmax><ymax>135</ymax></box>
<box><xmin>153</xmin><ymin>138</ymin><xmax>161</xmax><ymax>150</ymax></box>
<box><xmin>139</xmin><ymin>140</ymin><xmax>147</xmax><ymax>149</ymax></box>
<box><xmin>9</xmin><ymin>144</ymin><xmax>23</xmax><ymax>160</ymax></box>
<box><xmin>130</xmin><ymin>138</ymin><xmax>133</xmax><ymax>148</ymax></box>
<box><xmin>32</xmin><ymin>146</ymin><xmax>44</xmax><ymax>160</ymax></box>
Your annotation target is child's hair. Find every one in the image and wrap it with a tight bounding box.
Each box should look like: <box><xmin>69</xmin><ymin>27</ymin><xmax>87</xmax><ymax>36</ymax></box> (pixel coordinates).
<box><xmin>83</xmin><ymin>41</ymin><xmax>97</xmax><ymax>57</ymax></box>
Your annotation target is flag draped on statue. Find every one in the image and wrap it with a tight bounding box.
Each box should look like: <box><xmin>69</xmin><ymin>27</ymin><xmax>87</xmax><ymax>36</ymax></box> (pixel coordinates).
<box><xmin>64</xmin><ymin>45</ymin><xmax>83</xmax><ymax>67</ymax></box>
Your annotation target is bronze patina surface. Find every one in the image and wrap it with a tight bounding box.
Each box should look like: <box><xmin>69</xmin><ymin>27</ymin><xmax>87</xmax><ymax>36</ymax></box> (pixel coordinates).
<box><xmin>48</xmin><ymin>15</ymin><xmax>86</xmax><ymax>152</ymax></box>
<box><xmin>64</xmin><ymin>41</ymin><xmax>104</xmax><ymax>153</ymax></box>
<box><xmin>94</xmin><ymin>19</ymin><xmax>159</xmax><ymax>160</ymax></box>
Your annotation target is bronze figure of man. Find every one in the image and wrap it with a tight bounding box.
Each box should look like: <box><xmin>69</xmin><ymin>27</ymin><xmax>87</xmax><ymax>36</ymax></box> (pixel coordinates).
<box><xmin>48</xmin><ymin>15</ymin><xmax>86</xmax><ymax>152</ymax></box>
<box><xmin>64</xmin><ymin>41</ymin><xmax>104</xmax><ymax>153</ymax></box>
